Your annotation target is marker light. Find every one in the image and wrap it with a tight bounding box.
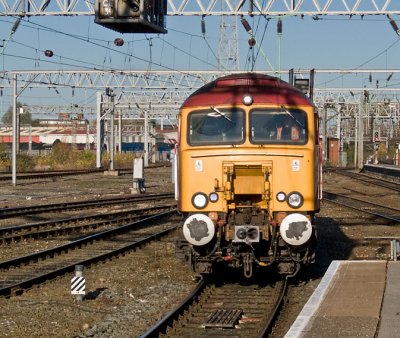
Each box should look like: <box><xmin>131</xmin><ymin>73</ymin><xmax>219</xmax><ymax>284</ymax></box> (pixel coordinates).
<box><xmin>276</xmin><ymin>192</ymin><xmax>286</xmax><ymax>202</ymax></box>
<box><xmin>209</xmin><ymin>192</ymin><xmax>219</xmax><ymax>203</ymax></box>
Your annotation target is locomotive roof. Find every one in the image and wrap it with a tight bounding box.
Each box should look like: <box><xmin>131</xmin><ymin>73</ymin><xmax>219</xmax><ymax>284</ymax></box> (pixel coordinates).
<box><xmin>181</xmin><ymin>73</ymin><xmax>314</xmax><ymax>108</ymax></box>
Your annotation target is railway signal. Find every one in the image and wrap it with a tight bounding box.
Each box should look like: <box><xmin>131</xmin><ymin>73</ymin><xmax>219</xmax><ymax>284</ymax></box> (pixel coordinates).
<box><xmin>94</xmin><ymin>0</ymin><xmax>167</xmax><ymax>33</ymax></box>
<box><xmin>373</xmin><ymin>130</ymin><xmax>380</xmax><ymax>142</ymax></box>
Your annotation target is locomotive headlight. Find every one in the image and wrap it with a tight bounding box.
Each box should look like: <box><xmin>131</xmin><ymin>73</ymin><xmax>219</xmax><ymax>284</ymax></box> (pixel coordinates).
<box><xmin>192</xmin><ymin>192</ymin><xmax>208</xmax><ymax>209</ymax></box>
<box><xmin>243</xmin><ymin>94</ymin><xmax>253</xmax><ymax>106</ymax></box>
<box><xmin>287</xmin><ymin>192</ymin><xmax>304</xmax><ymax>209</ymax></box>
<box><xmin>276</xmin><ymin>192</ymin><xmax>286</xmax><ymax>202</ymax></box>
<box><xmin>209</xmin><ymin>192</ymin><xmax>219</xmax><ymax>203</ymax></box>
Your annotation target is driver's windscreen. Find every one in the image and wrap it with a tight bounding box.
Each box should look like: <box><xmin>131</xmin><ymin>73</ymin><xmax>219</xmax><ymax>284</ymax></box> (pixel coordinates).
<box><xmin>188</xmin><ymin>108</ymin><xmax>245</xmax><ymax>145</ymax></box>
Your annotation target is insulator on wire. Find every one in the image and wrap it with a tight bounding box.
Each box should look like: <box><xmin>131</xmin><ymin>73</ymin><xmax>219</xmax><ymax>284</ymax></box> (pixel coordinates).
<box><xmin>11</xmin><ymin>18</ymin><xmax>21</xmax><ymax>33</ymax></box>
<box><xmin>277</xmin><ymin>18</ymin><xmax>282</xmax><ymax>34</ymax></box>
<box><xmin>387</xmin><ymin>73</ymin><xmax>393</xmax><ymax>82</ymax></box>
<box><xmin>241</xmin><ymin>17</ymin><xmax>252</xmax><ymax>33</ymax></box>
<box><xmin>364</xmin><ymin>90</ymin><xmax>369</xmax><ymax>102</ymax></box>
<box><xmin>44</xmin><ymin>50</ymin><xmax>54</xmax><ymax>57</ymax></box>
<box><xmin>201</xmin><ymin>16</ymin><xmax>206</xmax><ymax>35</ymax></box>
<box><xmin>114</xmin><ymin>38</ymin><xmax>124</xmax><ymax>46</ymax></box>
<box><xmin>388</xmin><ymin>15</ymin><xmax>400</xmax><ymax>36</ymax></box>
<box><xmin>248</xmin><ymin>37</ymin><xmax>256</xmax><ymax>47</ymax></box>
<box><xmin>248</xmin><ymin>0</ymin><xmax>254</xmax><ymax>16</ymax></box>
<box><xmin>390</xmin><ymin>18</ymin><xmax>400</xmax><ymax>34</ymax></box>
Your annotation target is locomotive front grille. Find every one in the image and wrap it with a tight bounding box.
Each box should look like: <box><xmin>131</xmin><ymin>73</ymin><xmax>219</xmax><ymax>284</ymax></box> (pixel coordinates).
<box><xmin>234</xmin><ymin>167</ymin><xmax>265</xmax><ymax>194</ymax></box>
<box><xmin>223</xmin><ymin>161</ymin><xmax>272</xmax><ymax>200</ymax></box>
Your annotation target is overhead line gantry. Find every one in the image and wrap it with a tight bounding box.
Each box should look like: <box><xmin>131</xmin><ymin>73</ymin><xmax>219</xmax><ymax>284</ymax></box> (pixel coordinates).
<box><xmin>0</xmin><ymin>0</ymin><xmax>400</xmax><ymax>16</ymax></box>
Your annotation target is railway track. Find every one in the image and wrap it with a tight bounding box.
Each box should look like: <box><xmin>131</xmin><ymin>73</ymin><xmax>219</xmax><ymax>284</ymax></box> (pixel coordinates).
<box><xmin>0</xmin><ymin>164</ymin><xmax>170</xmax><ymax>181</ymax></box>
<box><xmin>333</xmin><ymin>170</ymin><xmax>400</xmax><ymax>192</ymax></box>
<box><xmin>0</xmin><ymin>168</ymin><xmax>129</xmax><ymax>181</ymax></box>
<box><xmin>0</xmin><ymin>203</ymin><xmax>176</xmax><ymax>245</ymax></box>
<box><xmin>142</xmin><ymin>277</ymin><xmax>288</xmax><ymax>338</ymax></box>
<box><xmin>0</xmin><ymin>210</ymin><xmax>178</xmax><ymax>297</ymax></box>
<box><xmin>0</xmin><ymin>192</ymin><xmax>174</xmax><ymax>219</ymax></box>
<box><xmin>323</xmin><ymin>191</ymin><xmax>400</xmax><ymax>224</ymax></box>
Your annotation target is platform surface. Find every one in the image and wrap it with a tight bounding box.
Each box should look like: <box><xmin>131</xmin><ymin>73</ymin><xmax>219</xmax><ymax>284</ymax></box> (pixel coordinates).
<box><xmin>285</xmin><ymin>260</ymin><xmax>400</xmax><ymax>338</ymax></box>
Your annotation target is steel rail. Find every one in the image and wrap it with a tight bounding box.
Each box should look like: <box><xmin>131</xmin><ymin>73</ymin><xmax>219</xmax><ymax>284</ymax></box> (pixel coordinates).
<box><xmin>140</xmin><ymin>277</ymin><xmax>288</xmax><ymax>337</ymax></box>
<box><xmin>334</xmin><ymin>170</ymin><xmax>400</xmax><ymax>193</ymax></box>
<box><xmin>0</xmin><ymin>203</ymin><xmax>175</xmax><ymax>244</ymax></box>
<box><xmin>258</xmin><ymin>277</ymin><xmax>289</xmax><ymax>337</ymax></box>
<box><xmin>0</xmin><ymin>168</ymin><xmax>107</xmax><ymax>181</ymax></box>
<box><xmin>322</xmin><ymin>191</ymin><xmax>400</xmax><ymax>224</ymax></box>
<box><xmin>0</xmin><ymin>209</ymin><xmax>177</xmax><ymax>297</ymax></box>
<box><xmin>141</xmin><ymin>277</ymin><xmax>206</xmax><ymax>338</ymax></box>
<box><xmin>0</xmin><ymin>192</ymin><xmax>174</xmax><ymax>218</ymax></box>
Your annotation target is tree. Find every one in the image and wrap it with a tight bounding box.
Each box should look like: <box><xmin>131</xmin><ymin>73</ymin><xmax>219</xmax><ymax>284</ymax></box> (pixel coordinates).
<box><xmin>2</xmin><ymin>102</ymin><xmax>34</xmax><ymax>125</ymax></box>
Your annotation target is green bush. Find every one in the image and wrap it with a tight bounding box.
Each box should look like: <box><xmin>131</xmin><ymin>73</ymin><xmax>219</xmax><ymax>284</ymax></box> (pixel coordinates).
<box><xmin>0</xmin><ymin>148</ymin><xmax>10</xmax><ymax>171</ymax></box>
<box><xmin>101</xmin><ymin>152</ymin><xmax>136</xmax><ymax>169</ymax></box>
<box><xmin>76</xmin><ymin>151</ymin><xmax>96</xmax><ymax>169</ymax></box>
<box><xmin>0</xmin><ymin>142</ymin><xmax>137</xmax><ymax>171</ymax></box>
<box><xmin>49</xmin><ymin>143</ymin><xmax>73</xmax><ymax>168</ymax></box>
<box><xmin>17</xmin><ymin>153</ymin><xmax>35</xmax><ymax>172</ymax></box>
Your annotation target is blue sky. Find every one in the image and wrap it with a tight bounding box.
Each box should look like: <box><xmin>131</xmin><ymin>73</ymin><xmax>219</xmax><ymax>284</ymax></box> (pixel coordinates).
<box><xmin>0</xmin><ymin>13</ymin><xmax>399</xmax><ymax>117</ymax></box>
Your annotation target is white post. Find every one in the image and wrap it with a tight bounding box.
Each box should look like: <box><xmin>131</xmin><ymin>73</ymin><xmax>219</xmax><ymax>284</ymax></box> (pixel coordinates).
<box><xmin>96</xmin><ymin>92</ymin><xmax>103</xmax><ymax>168</ymax></box>
<box><xmin>131</xmin><ymin>157</ymin><xmax>145</xmax><ymax>194</ymax></box>
<box><xmin>12</xmin><ymin>73</ymin><xmax>17</xmax><ymax>186</ymax></box>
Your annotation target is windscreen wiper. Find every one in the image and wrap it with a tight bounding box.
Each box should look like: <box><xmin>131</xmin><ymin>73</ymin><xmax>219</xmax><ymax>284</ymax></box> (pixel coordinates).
<box><xmin>209</xmin><ymin>106</ymin><xmax>233</xmax><ymax>123</ymax></box>
<box><xmin>280</xmin><ymin>105</ymin><xmax>305</xmax><ymax>128</ymax></box>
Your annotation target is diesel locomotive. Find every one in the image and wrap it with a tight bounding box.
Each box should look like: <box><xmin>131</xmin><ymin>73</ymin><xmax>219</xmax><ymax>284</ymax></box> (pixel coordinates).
<box><xmin>175</xmin><ymin>73</ymin><xmax>322</xmax><ymax>277</ymax></box>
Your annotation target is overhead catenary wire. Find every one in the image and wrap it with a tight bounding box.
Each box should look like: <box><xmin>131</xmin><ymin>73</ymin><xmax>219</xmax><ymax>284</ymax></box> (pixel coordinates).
<box><xmin>241</xmin><ymin>16</ymin><xmax>275</xmax><ymax>72</ymax></box>
<box><xmin>0</xmin><ymin>17</ymin><xmax>21</xmax><ymax>56</ymax></box>
<box><xmin>197</xmin><ymin>16</ymin><xmax>220</xmax><ymax>65</ymax></box>
<box><xmin>22</xmin><ymin>14</ymin><xmax>222</xmax><ymax>72</ymax></box>
<box><xmin>1</xmin><ymin>11</ymin><xmax>399</xmax><ymax>100</ymax></box>
<box><xmin>0</xmin><ymin>15</ymin><xmax>220</xmax><ymax>81</ymax></box>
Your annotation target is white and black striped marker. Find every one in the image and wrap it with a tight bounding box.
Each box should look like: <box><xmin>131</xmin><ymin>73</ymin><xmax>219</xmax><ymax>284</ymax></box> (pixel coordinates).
<box><xmin>71</xmin><ymin>276</ymin><xmax>86</xmax><ymax>295</ymax></box>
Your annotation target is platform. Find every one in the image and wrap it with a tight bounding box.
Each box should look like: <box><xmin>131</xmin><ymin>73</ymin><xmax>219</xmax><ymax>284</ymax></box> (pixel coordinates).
<box><xmin>285</xmin><ymin>260</ymin><xmax>400</xmax><ymax>338</ymax></box>
<box><xmin>363</xmin><ymin>164</ymin><xmax>400</xmax><ymax>178</ymax></box>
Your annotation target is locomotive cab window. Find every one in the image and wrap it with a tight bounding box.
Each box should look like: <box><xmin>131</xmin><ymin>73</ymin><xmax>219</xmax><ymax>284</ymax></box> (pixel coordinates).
<box><xmin>188</xmin><ymin>108</ymin><xmax>245</xmax><ymax>145</ymax></box>
<box><xmin>250</xmin><ymin>108</ymin><xmax>308</xmax><ymax>145</ymax></box>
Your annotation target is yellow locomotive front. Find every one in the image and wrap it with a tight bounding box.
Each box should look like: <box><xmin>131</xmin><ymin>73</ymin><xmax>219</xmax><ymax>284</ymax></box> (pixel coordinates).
<box><xmin>175</xmin><ymin>73</ymin><xmax>321</xmax><ymax>277</ymax></box>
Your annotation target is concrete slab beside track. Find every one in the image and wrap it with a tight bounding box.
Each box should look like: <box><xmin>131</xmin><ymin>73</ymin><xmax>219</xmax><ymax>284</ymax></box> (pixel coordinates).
<box><xmin>285</xmin><ymin>260</ymin><xmax>400</xmax><ymax>337</ymax></box>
